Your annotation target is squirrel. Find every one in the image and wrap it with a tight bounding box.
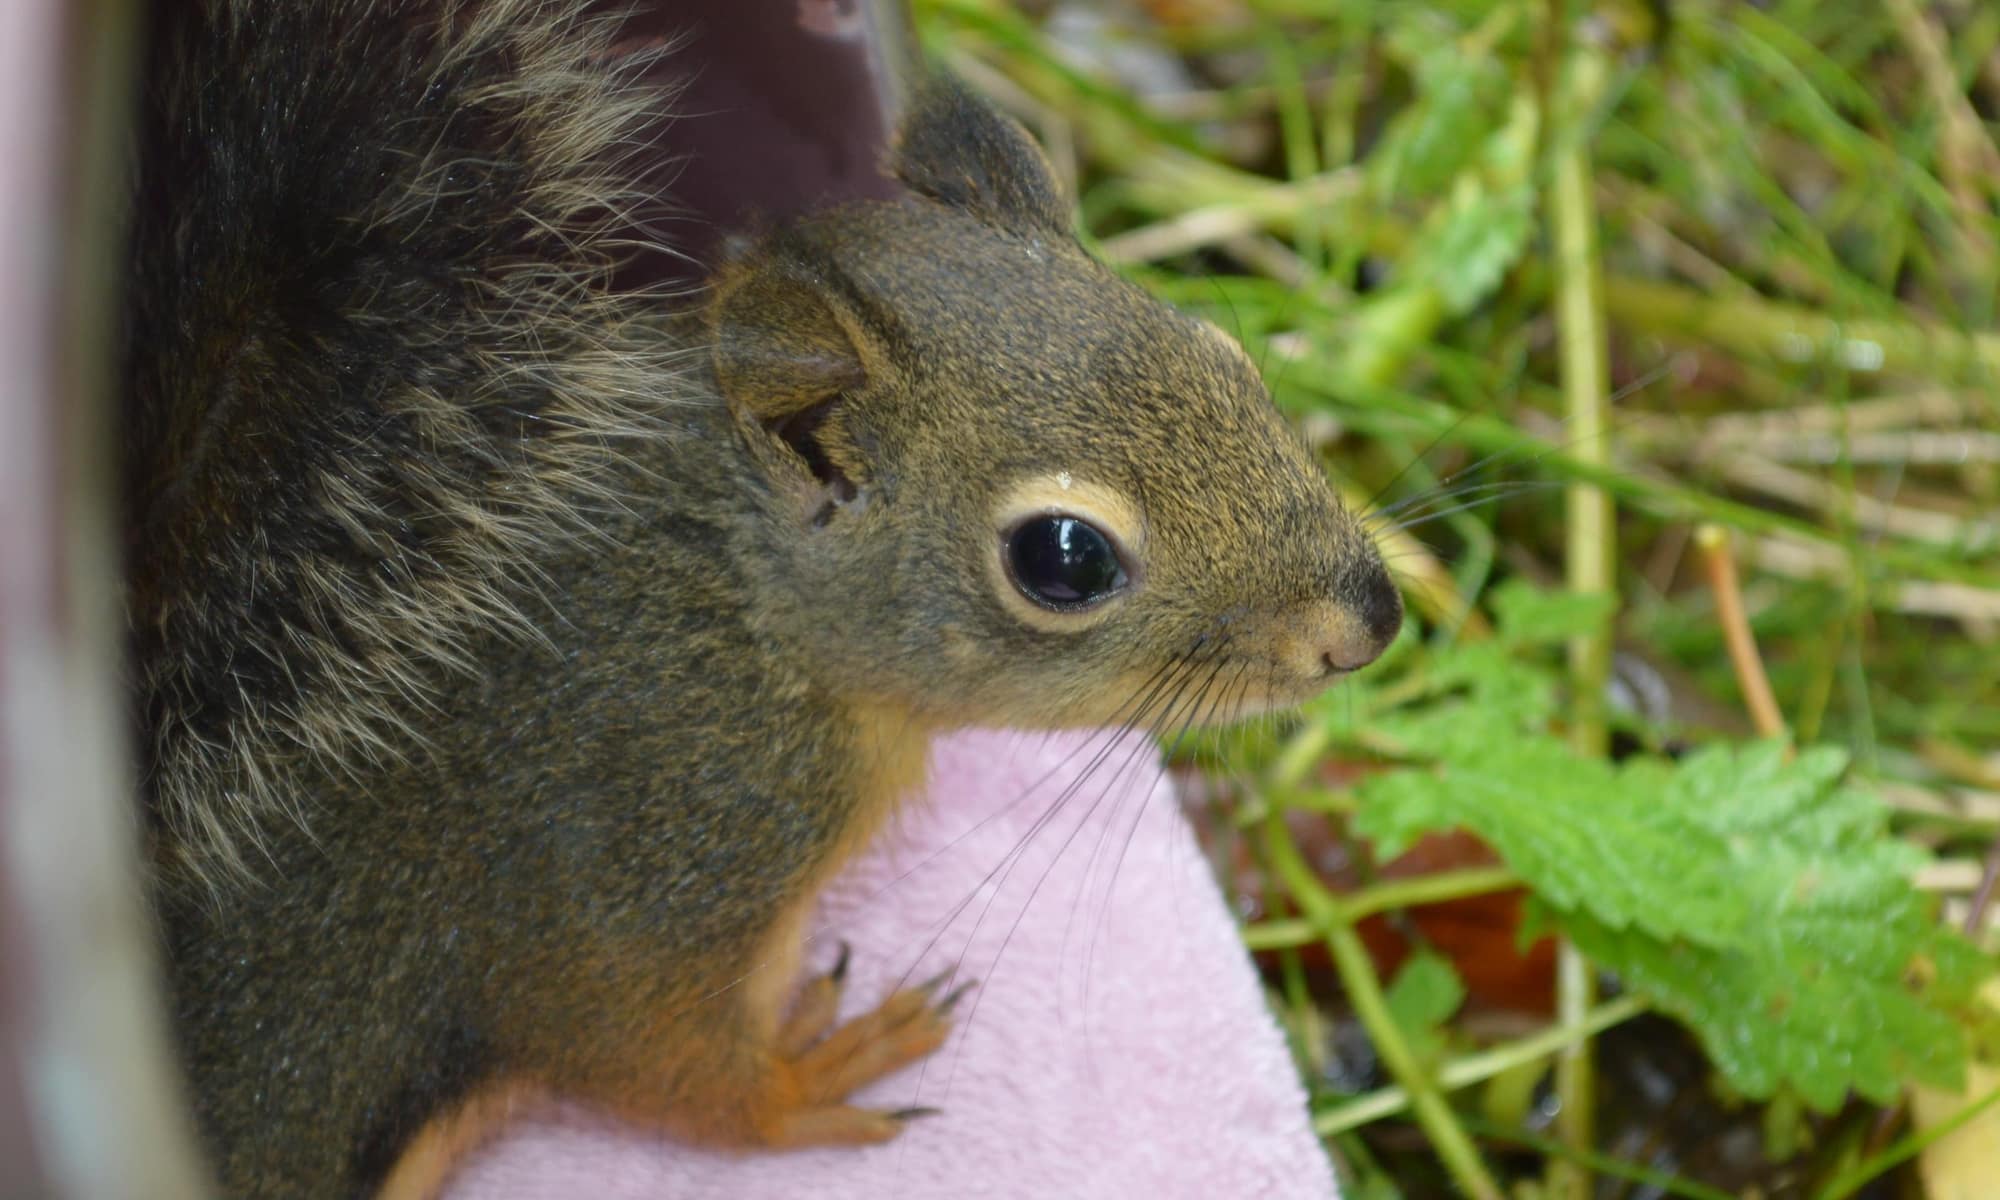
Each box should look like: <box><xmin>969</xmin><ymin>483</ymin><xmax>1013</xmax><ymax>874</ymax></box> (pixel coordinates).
<box><xmin>125</xmin><ymin>2</ymin><xmax>1404</xmax><ymax>1197</ymax></box>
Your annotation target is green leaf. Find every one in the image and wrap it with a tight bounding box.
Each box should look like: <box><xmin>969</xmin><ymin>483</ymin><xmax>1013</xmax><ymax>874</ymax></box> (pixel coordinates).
<box><xmin>1490</xmin><ymin>579</ymin><xmax>1619</xmax><ymax>648</ymax></box>
<box><xmin>1385</xmin><ymin>950</ymin><xmax>1467</xmax><ymax>1070</ymax></box>
<box><xmin>1418</xmin><ymin>182</ymin><xmax>1537</xmax><ymax>316</ymax></box>
<box><xmin>1356</xmin><ymin>737</ymin><xmax>1750</xmax><ymax>947</ymax></box>
<box><xmin>1375</xmin><ymin>37</ymin><xmax>1510</xmax><ymax>200</ymax></box>
<box><xmin>1354</xmin><ymin>734</ymin><xmax>1991</xmax><ymax>1108</ymax></box>
<box><xmin>1556</xmin><ymin>909</ymin><xmax>1973</xmax><ymax>1110</ymax></box>
<box><xmin>1395</xmin><ymin>88</ymin><xmax>1541</xmax><ymax>317</ymax></box>
<box><xmin>1386</xmin><ymin>948</ymin><xmax>1468</xmax><ymax>1030</ymax></box>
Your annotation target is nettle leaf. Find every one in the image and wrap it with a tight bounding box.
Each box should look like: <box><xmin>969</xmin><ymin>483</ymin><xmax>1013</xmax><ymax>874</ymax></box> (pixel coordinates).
<box><xmin>1557</xmin><ymin>909</ymin><xmax>1978</xmax><ymax>1110</ymax></box>
<box><xmin>1356</xmin><ymin>736</ymin><xmax>1750</xmax><ymax>947</ymax></box>
<box><xmin>1369</xmin><ymin>699</ymin><xmax>1523</xmax><ymax>763</ymax></box>
<box><xmin>1354</xmin><ymin>732</ymin><xmax>1991</xmax><ymax>1107</ymax></box>
<box><xmin>1395</xmin><ymin>87</ymin><xmax>1539</xmax><ymax>317</ymax></box>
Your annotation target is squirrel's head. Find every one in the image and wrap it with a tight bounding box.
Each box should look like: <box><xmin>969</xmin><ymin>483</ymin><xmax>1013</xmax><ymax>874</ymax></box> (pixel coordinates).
<box><xmin>707</xmin><ymin>76</ymin><xmax>1400</xmax><ymax>732</ymax></box>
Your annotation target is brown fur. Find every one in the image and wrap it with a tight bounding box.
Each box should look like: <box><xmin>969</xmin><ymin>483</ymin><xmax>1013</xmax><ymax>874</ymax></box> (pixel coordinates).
<box><xmin>135</xmin><ymin>7</ymin><xmax>1402</xmax><ymax>1197</ymax></box>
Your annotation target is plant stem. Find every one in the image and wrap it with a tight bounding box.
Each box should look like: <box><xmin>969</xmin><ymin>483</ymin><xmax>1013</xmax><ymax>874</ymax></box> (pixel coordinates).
<box><xmin>1604</xmin><ymin>276</ymin><xmax>2000</xmax><ymax>382</ymax></box>
<box><xmin>1695</xmin><ymin>524</ymin><xmax>1789</xmax><ymax>740</ymax></box>
<box><xmin>1241</xmin><ymin>917</ymin><xmax>1315</xmax><ymax>951</ymax></box>
<box><xmin>1551</xmin><ymin>32</ymin><xmax>1614</xmax><ymax>1200</ymax></box>
<box><xmin>1315</xmin><ymin>995</ymin><xmax>1648</xmax><ymax>1135</ymax></box>
<box><xmin>1343</xmin><ymin>864</ymin><xmax>1523</xmax><ymax>923</ymax></box>
<box><xmin>1267</xmin><ymin>721</ymin><xmax>1334</xmax><ymax>792</ymax></box>
<box><xmin>1815</xmin><ymin>1083</ymin><xmax>2000</xmax><ymax>1200</ymax></box>
<box><xmin>1464</xmin><ymin>1118</ymin><xmax>1738</xmax><ymax>1200</ymax></box>
<box><xmin>1241</xmin><ymin>864</ymin><xmax>1524</xmax><ymax>949</ymax></box>
<box><xmin>1264</xmin><ymin>811</ymin><xmax>1504</xmax><ymax>1200</ymax></box>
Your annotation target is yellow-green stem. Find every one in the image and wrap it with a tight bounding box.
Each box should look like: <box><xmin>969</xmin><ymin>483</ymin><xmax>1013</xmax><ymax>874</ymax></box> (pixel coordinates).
<box><xmin>1551</xmin><ymin>34</ymin><xmax>1614</xmax><ymax>1200</ymax></box>
<box><xmin>1264</xmin><ymin>811</ymin><xmax>1504</xmax><ymax>1200</ymax></box>
<box><xmin>1315</xmin><ymin>995</ymin><xmax>1647</xmax><ymax>1135</ymax></box>
<box><xmin>1816</xmin><ymin>1084</ymin><xmax>2000</xmax><ymax>1200</ymax></box>
<box><xmin>1242</xmin><ymin>864</ymin><xmax>1523</xmax><ymax>949</ymax></box>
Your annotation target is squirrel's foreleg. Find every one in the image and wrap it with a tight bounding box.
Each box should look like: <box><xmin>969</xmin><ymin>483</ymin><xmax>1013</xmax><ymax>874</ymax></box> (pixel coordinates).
<box><xmin>379</xmin><ymin>908</ymin><xmax>960</xmax><ymax>1198</ymax></box>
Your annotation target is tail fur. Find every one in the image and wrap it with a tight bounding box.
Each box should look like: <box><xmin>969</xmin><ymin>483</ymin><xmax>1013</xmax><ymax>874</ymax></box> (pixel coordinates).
<box><xmin>122</xmin><ymin>0</ymin><xmax>690</xmax><ymax>891</ymax></box>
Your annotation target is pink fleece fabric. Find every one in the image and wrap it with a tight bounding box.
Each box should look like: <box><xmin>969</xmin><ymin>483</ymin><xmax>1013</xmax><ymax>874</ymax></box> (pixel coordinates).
<box><xmin>445</xmin><ymin>728</ymin><xmax>1339</xmax><ymax>1199</ymax></box>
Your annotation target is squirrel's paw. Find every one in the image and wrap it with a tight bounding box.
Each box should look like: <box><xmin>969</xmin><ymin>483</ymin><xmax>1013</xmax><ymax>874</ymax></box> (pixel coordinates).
<box><xmin>759</xmin><ymin>954</ymin><xmax>970</xmax><ymax>1147</ymax></box>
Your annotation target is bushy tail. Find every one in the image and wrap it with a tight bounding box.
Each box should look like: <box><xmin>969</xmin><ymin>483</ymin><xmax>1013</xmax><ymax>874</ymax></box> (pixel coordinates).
<box><xmin>122</xmin><ymin>0</ymin><xmax>690</xmax><ymax>891</ymax></box>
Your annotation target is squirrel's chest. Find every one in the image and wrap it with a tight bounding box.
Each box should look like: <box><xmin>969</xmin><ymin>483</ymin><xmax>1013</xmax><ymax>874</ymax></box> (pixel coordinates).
<box><xmin>826</xmin><ymin>697</ymin><xmax>935</xmax><ymax>866</ymax></box>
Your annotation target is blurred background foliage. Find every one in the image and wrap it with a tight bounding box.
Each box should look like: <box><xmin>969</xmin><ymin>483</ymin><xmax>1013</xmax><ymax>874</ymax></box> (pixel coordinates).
<box><xmin>911</xmin><ymin>1</ymin><xmax>2000</xmax><ymax>1196</ymax></box>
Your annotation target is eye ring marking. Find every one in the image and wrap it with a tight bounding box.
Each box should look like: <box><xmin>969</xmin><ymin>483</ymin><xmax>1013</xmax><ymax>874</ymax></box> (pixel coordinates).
<box><xmin>986</xmin><ymin>474</ymin><xmax>1147</xmax><ymax>633</ymax></box>
<box><xmin>1001</xmin><ymin>514</ymin><xmax>1131</xmax><ymax>612</ymax></box>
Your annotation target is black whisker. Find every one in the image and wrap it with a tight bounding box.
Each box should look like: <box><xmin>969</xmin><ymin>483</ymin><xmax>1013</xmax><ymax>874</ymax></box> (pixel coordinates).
<box><xmin>1363</xmin><ymin>405</ymin><xmax>1482</xmax><ymax>512</ymax></box>
<box><xmin>1351</xmin><ymin>359</ymin><xmax>1680</xmax><ymax>540</ymax></box>
<box><xmin>1368</xmin><ymin>478</ymin><xmax>1557</xmax><ymax>523</ymax></box>
<box><xmin>1067</xmin><ymin>647</ymin><xmax>1235</xmax><ymax>982</ymax></box>
<box><xmin>811</xmin><ymin>647</ymin><xmax>1191</xmax><ymax>945</ymax></box>
<box><xmin>932</xmin><ymin>635</ymin><xmax>1234</xmax><ymax>1102</ymax></box>
<box><xmin>1383</xmin><ymin>482</ymin><xmax>1567</xmax><ymax>533</ymax></box>
<box><xmin>1080</xmin><ymin>655</ymin><xmax>1245</xmax><ymax>1028</ymax></box>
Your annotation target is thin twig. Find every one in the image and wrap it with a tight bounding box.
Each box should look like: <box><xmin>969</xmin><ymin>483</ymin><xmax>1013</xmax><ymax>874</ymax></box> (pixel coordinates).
<box><xmin>1694</xmin><ymin>525</ymin><xmax>1789</xmax><ymax>740</ymax></box>
<box><xmin>1964</xmin><ymin>835</ymin><xmax>2000</xmax><ymax>939</ymax></box>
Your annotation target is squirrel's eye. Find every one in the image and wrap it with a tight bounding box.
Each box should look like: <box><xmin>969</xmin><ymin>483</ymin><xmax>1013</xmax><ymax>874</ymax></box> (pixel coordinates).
<box><xmin>1004</xmin><ymin>516</ymin><xmax>1129</xmax><ymax>611</ymax></box>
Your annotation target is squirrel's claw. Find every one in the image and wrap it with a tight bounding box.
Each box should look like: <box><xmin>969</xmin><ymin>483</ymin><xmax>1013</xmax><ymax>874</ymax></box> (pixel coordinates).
<box><xmin>886</xmin><ymin>1105</ymin><xmax>943</xmax><ymax>1124</ymax></box>
<box><xmin>751</xmin><ymin>964</ymin><xmax>961</xmax><ymax>1148</ymax></box>
<box><xmin>937</xmin><ymin>980</ymin><xmax>977</xmax><ymax>1014</ymax></box>
<box><xmin>777</xmin><ymin>946</ymin><xmax>854</xmax><ymax>1059</ymax></box>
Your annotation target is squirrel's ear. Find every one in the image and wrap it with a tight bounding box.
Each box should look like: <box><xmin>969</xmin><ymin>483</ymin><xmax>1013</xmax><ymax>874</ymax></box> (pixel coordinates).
<box><xmin>893</xmin><ymin>74</ymin><xmax>1071</xmax><ymax>239</ymax></box>
<box><xmin>710</xmin><ymin>253</ymin><xmax>879</xmax><ymax>513</ymax></box>
<box><xmin>709</xmin><ymin>256</ymin><xmax>868</xmax><ymax>424</ymax></box>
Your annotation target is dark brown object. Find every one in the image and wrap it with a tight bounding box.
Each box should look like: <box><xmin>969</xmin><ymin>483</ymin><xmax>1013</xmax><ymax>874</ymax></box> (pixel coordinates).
<box><xmin>614</xmin><ymin>0</ymin><xmax>913</xmax><ymax>287</ymax></box>
<box><xmin>1352</xmin><ymin>832</ymin><xmax>1557</xmax><ymax>1019</ymax></box>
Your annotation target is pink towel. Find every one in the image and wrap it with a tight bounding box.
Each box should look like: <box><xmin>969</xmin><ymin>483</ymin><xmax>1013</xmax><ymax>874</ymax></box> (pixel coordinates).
<box><xmin>445</xmin><ymin>728</ymin><xmax>1339</xmax><ymax>1199</ymax></box>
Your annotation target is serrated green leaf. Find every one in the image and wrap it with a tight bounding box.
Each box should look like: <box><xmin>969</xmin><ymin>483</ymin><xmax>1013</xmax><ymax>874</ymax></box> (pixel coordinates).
<box><xmin>1393</xmin><ymin>88</ymin><xmax>1540</xmax><ymax>317</ymax></box>
<box><xmin>1557</xmin><ymin>910</ymin><xmax>1970</xmax><ymax>1110</ymax></box>
<box><xmin>1368</xmin><ymin>699</ymin><xmax>1524</xmax><ymax>763</ymax></box>
<box><xmin>1355</xmin><ymin>736</ymin><xmax>1749</xmax><ymax>947</ymax></box>
<box><xmin>1415</xmin><ymin>637</ymin><xmax>1560</xmax><ymax>719</ymax></box>
<box><xmin>1354</xmin><ymin>732</ymin><xmax>1990</xmax><ymax>1108</ymax></box>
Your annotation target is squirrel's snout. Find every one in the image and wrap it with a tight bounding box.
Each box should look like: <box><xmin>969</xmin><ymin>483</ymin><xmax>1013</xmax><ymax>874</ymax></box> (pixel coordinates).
<box><xmin>1284</xmin><ymin>560</ymin><xmax>1403</xmax><ymax>679</ymax></box>
<box><xmin>1347</xmin><ymin>557</ymin><xmax>1404</xmax><ymax>661</ymax></box>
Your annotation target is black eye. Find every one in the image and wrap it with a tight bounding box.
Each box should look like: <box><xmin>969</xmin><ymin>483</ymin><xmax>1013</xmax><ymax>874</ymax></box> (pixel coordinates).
<box><xmin>1004</xmin><ymin>516</ymin><xmax>1129</xmax><ymax>610</ymax></box>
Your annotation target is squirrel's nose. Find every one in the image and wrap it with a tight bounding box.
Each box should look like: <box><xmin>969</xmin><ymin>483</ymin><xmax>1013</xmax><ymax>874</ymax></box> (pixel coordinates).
<box><xmin>1290</xmin><ymin>562</ymin><xmax>1403</xmax><ymax>678</ymax></box>
<box><xmin>1346</xmin><ymin>559</ymin><xmax>1404</xmax><ymax>661</ymax></box>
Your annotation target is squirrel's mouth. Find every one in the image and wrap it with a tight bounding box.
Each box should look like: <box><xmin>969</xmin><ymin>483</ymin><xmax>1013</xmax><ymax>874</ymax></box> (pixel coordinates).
<box><xmin>1196</xmin><ymin>670</ymin><xmax>1358</xmax><ymax>728</ymax></box>
<box><xmin>1005</xmin><ymin>636</ymin><xmax>1370</xmax><ymax>735</ymax></box>
<box><xmin>1104</xmin><ymin>653</ymin><xmax>1361</xmax><ymax>734</ymax></box>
